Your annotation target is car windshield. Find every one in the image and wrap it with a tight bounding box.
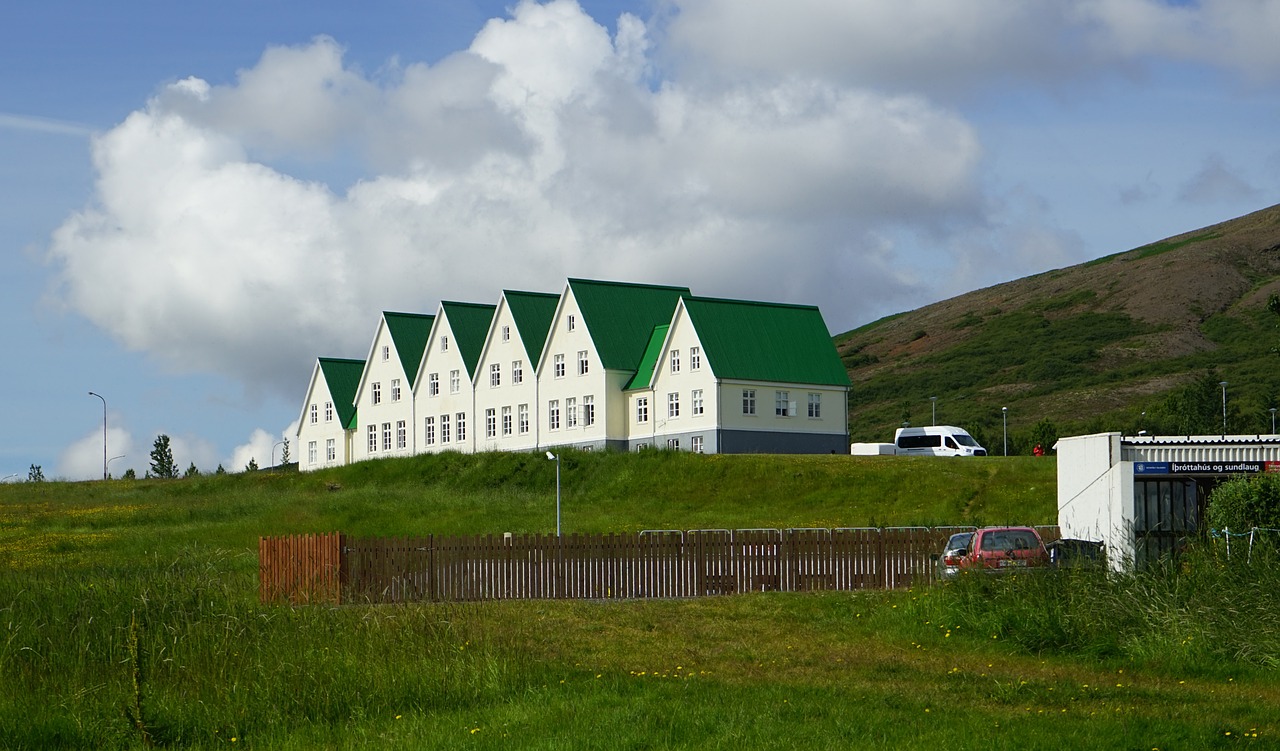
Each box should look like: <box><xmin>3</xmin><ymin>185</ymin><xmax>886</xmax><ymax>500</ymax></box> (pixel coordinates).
<box><xmin>980</xmin><ymin>530</ymin><xmax>1039</xmax><ymax>552</ymax></box>
<box><xmin>953</xmin><ymin>434</ymin><xmax>979</xmax><ymax>447</ymax></box>
<box><xmin>945</xmin><ymin>533</ymin><xmax>972</xmax><ymax>550</ymax></box>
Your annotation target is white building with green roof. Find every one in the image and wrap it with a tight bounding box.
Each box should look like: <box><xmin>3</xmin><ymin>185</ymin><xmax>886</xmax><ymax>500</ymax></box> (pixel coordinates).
<box><xmin>296</xmin><ymin>357</ymin><xmax>364</xmax><ymax>471</ymax></box>
<box><xmin>413</xmin><ymin>301</ymin><xmax>496</xmax><ymax>454</ymax></box>
<box><xmin>473</xmin><ymin>290</ymin><xmax>559</xmax><ymax>453</ymax></box>
<box><xmin>351</xmin><ymin>311</ymin><xmax>434</xmax><ymax>464</ymax></box>
<box><xmin>625</xmin><ymin>296</ymin><xmax>850</xmax><ymax>454</ymax></box>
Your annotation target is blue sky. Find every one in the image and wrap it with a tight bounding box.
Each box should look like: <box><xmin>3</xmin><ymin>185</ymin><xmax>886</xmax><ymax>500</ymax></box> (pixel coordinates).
<box><xmin>2</xmin><ymin>0</ymin><xmax>1278</xmax><ymax>481</ymax></box>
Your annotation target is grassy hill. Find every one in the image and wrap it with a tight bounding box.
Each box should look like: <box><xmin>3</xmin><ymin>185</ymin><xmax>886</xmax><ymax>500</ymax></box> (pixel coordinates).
<box><xmin>5</xmin><ymin>453</ymin><xmax>1280</xmax><ymax>749</ymax></box>
<box><xmin>838</xmin><ymin>202</ymin><xmax>1280</xmax><ymax>450</ymax></box>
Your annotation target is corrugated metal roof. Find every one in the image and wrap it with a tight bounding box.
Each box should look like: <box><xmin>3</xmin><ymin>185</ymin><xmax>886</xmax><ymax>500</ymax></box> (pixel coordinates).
<box><xmin>503</xmin><ymin>290</ymin><xmax>559</xmax><ymax>365</ymax></box>
<box><xmin>1123</xmin><ymin>434</ymin><xmax>1280</xmax><ymax>446</ymax></box>
<box><xmin>383</xmin><ymin>312</ymin><xmax>435</xmax><ymax>389</ymax></box>
<box><xmin>625</xmin><ymin>325</ymin><xmax>669</xmax><ymax>390</ymax></box>
<box><xmin>440</xmin><ymin>301</ymin><xmax>497</xmax><ymax>379</ymax></box>
<box><xmin>682</xmin><ymin>296</ymin><xmax>851</xmax><ymax>387</ymax></box>
<box><xmin>318</xmin><ymin>357</ymin><xmax>365</xmax><ymax>430</ymax></box>
<box><xmin>568</xmin><ymin>279</ymin><xmax>690</xmax><ymax>371</ymax></box>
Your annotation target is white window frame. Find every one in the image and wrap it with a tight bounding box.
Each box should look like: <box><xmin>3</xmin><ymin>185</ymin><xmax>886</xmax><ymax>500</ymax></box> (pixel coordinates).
<box><xmin>428</xmin><ymin>373</ymin><xmax>439</xmax><ymax>398</ymax></box>
<box><xmin>670</xmin><ymin>349</ymin><xmax>680</xmax><ymax>373</ymax></box>
<box><xmin>743</xmin><ymin>389</ymin><xmax>756</xmax><ymax>416</ymax></box>
<box><xmin>486</xmin><ymin>408</ymin><xmax>497</xmax><ymax>438</ymax></box>
<box><xmin>567</xmin><ymin>314</ymin><xmax>576</xmax><ymax>332</ymax></box>
<box><xmin>636</xmin><ymin>397</ymin><xmax>649</xmax><ymax>424</ymax></box>
<box><xmin>440</xmin><ymin>336</ymin><xmax>449</xmax><ymax>352</ymax></box>
<box><xmin>382</xmin><ymin>422</ymin><xmax>392</xmax><ymax>451</ymax></box>
<box><xmin>554</xmin><ymin>354</ymin><xmax>565</xmax><ymax>378</ymax></box>
<box><xmin>691</xmin><ymin>347</ymin><xmax>701</xmax><ymax>371</ymax></box>
<box><xmin>502</xmin><ymin>325</ymin><xmax>510</xmax><ymax>342</ymax></box>
<box><xmin>775</xmin><ymin>390</ymin><xmax>795</xmax><ymax>417</ymax></box>
<box><xmin>668</xmin><ymin>392</ymin><xmax>680</xmax><ymax>418</ymax></box>
<box><xmin>518</xmin><ymin>403</ymin><xmax>530</xmax><ymax>435</ymax></box>
<box><xmin>382</xmin><ymin>345</ymin><xmax>390</xmax><ymax>362</ymax></box>
<box><xmin>391</xmin><ymin>378</ymin><xmax>401</xmax><ymax>402</ymax></box>
<box><xmin>424</xmin><ymin>416</ymin><xmax>435</xmax><ymax>446</ymax></box>
<box><xmin>667</xmin><ymin>438</ymin><xmax>680</xmax><ymax>450</ymax></box>
<box><xmin>326</xmin><ymin>438</ymin><xmax>336</xmax><ymax>461</ymax></box>
<box><xmin>450</xmin><ymin>370</ymin><xmax>460</xmax><ymax>394</ymax></box>
<box><xmin>440</xmin><ymin>414</ymin><xmax>451</xmax><ymax>443</ymax></box>
<box><xmin>502</xmin><ymin>406</ymin><xmax>512</xmax><ymax>436</ymax></box>
<box><xmin>367</xmin><ymin>424</ymin><xmax>377</xmax><ymax>453</ymax></box>
<box><xmin>691</xmin><ymin>435</ymin><xmax>704</xmax><ymax>453</ymax></box>
<box><xmin>396</xmin><ymin>420</ymin><xmax>406</xmax><ymax>449</ymax></box>
<box><xmin>490</xmin><ymin>363</ymin><xmax>501</xmax><ymax>388</ymax></box>
<box><xmin>692</xmin><ymin>389</ymin><xmax>704</xmax><ymax>416</ymax></box>
<box><xmin>324</xmin><ymin>401</ymin><xmax>333</xmax><ymax>422</ymax></box>
<box><xmin>549</xmin><ymin>400</ymin><xmax>561</xmax><ymax>430</ymax></box>
<box><xmin>808</xmin><ymin>393</ymin><xmax>822</xmax><ymax>418</ymax></box>
<box><xmin>309</xmin><ymin>404</ymin><xmax>318</xmax><ymax>424</ymax></box>
<box><xmin>578</xmin><ymin>350</ymin><xmax>589</xmax><ymax>376</ymax></box>
<box><xmin>456</xmin><ymin>412</ymin><xmax>466</xmax><ymax>442</ymax></box>
<box><xmin>583</xmin><ymin>395</ymin><xmax>595</xmax><ymax>427</ymax></box>
<box><xmin>308</xmin><ymin>441</ymin><xmax>317</xmax><ymax>464</ymax></box>
<box><xmin>566</xmin><ymin>397</ymin><xmax>578</xmax><ymax>429</ymax></box>
<box><xmin>372</xmin><ymin>382</ymin><xmax>381</xmax><ymax>405</ymax></box>
<box><xmin>512</xmin><ymin>360</ymin><xmax>523</xmax><ymax>385</ymax></box>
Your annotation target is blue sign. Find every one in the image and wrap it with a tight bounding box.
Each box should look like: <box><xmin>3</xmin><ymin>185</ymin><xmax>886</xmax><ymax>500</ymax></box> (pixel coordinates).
<box><xmin>1134</xmin><ymin>462</ymin><xmax>1170</xmax><ymax>475</ymax></box>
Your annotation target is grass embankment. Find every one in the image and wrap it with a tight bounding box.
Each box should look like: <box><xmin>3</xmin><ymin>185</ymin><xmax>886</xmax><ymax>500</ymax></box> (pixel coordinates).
<box><xmin>3</xmin><ymin>452</ymin><xmax>1278</xmax><ymax>749</ymax></box>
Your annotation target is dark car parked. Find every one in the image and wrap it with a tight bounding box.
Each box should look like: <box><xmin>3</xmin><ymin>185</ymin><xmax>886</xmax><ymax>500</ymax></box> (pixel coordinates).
<box><xmin>1046</xmin><ymin>538</ymin><xmax>1105</xmax><ymax>569</ymax></box>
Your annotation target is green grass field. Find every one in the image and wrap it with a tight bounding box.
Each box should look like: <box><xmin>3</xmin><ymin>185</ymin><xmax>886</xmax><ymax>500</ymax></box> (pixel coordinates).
<box><xmin>3</xmin><ymin>451</ymin><xmax>1278</xmax><ymax>749</ymax></box>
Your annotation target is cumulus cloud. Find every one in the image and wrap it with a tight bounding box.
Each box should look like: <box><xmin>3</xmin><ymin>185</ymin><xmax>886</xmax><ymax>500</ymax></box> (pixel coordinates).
<box><xmin>58</xmin><ymin>425</ymin><xmax>136</xmax><ymax>481</ymax></box>
<box><xmin>229</xmin><ymin>420</ymin><xmax>298</xmax><ymax>472</ymax></box>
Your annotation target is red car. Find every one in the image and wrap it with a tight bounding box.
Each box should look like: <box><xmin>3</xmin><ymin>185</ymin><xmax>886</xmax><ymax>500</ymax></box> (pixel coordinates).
<box><xmin>956</xmin><ymin>526</ymin><xmax>1049</xmax><ymax>573</ymax></box>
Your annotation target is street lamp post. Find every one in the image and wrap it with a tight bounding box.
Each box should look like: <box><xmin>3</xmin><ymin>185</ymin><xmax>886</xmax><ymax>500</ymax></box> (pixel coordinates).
<box><xmin>546</xmin><ymin>451</ymin><xmax>561</xmax><ymax>536</ymax></box>
<box><xmin>1002</xmin><ymin>406</ymin><xmax>1008</xmax><ymax>457</ymax></box>
<box><xmin>930</xmin><ymin>396</ymin><xmax>937</xmax><ymax>426</ymax></box>
<box><xmin>1271</xmin><ymin>407</ymin><xmax>1277</xmax><ymax>435</ymax></box>
<box><xmin>88</xmin><ymin>391</ymin><xmax>107</xmax><ymax>480</ymax></box>
<box><xmin>272</xmin><ymin>441</ymin><xmax>285</xmax><ymax>470</ymax></box>
<box><xmin>108</xmin><ymin>455</ymin><xmax>126</xmax><ymax>478</ymax></box>
<box><xmin>1219</xmin><ymin>381</ymin><xmax>1228</xmax><ymax>436</ymax></box>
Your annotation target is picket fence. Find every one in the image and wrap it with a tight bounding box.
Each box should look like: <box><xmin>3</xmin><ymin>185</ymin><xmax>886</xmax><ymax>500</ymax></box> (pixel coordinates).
<box><xmin>259</xmin><ymin>526</ymin><xmax>1061</xmax><ymax>605</ymax></box>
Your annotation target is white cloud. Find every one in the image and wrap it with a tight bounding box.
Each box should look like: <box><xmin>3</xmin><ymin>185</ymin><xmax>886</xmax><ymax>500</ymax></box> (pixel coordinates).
<box><xmin>1177</xmin><ymin>154</ymin><xmax>1261</xmax><ymax>205</ymax></box>
<box><xmin>228</xmin><ymin>420</ymin><xmax>298</xmax><ymax>472</ymax></box>
<box><xmin>57</xmin><ymin>425</ymin><xmax>135</xmax><ymax>481</ymax></box>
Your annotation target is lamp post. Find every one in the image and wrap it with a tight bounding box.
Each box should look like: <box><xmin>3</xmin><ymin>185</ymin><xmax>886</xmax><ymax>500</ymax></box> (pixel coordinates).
<box><xmin>272</xmin><ymin>441</ymin><xmax>285</xmax><ymax>470</ymax></box>
<box><xmin>1271</xmin><ymin>408</ymin><xmax>1277</xmax><ymax>435</ymax></box>
<box><xmin>546</xmin><ymin>451</ymin><xmax>561</xmax><ymax>536</ymax></box>
<box><xmin>1001</xmin><ymin>406</ymin><xmax>1008</xmax><ymax>457</ymax></box>
<box><xmin>930</xmin><ymin>396</ymin><xmax>937</xmax><ymax>426</ymax></box>
<box><xmin>88</xmin><ymin>391</ymin><xmax>107</xmax><ymax>480</ymax></box>
<box><xmin>1</xmin><ymin>473</ymin><xmax>19</xmax><ymax>483</ymax></box>
<box><xmin>1219</xmin><ymin>381</ymin><xmax>1228</xmax><ymax>436</ymax></box>
<box><xmin>108</xmin><ymin>455</ymin><xmax>126</xmax><ymax>478</ymax></box>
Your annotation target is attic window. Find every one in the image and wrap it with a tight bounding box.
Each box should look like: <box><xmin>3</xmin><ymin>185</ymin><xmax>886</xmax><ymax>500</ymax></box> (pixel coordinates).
<box><xmin>690</xmin><ymin>347</ymin><xmax>701</xmax><ymax>371</ymax></box>
<box><xmin>382</xmin><ymin>345</ymin><xmax>390</xmax><ymax>362</ymax></box>
<box><xmin>567</xmin><ymin>314</ymin><xmax>576</xmax><ymax>332</ymax></box>
<box><xmin>440</xmin><ymin>336</ymin><xmax>449</xmax><ymax>352</ymax></box>
<box><xmin>502</xmin><ymin>325</ymin><xmax>510</xmax><ymax>342</ymax></box>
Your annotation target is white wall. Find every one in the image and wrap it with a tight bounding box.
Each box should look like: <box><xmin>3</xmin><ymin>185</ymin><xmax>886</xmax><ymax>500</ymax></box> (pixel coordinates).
<box><xmin>473</xmin><ymin>298</ymin><xmax>543</xmax><ymax>453</ymax></box>
<box><xmin>537</xmin><ymin>290</ymin><xmax>609</xmax><ymax>449</ymax></box>
<box><xmin>352</xmin><ymin>323</ymin><xmax>416</xmax><ymax>463</ymax></box>
<box><xmin>415</xmin><ymin>314</ymin><xmax>475</xmax><ymax>454</ymax></box>
<box><xmin>296</xmin><ymin>364</ymin><xmax>351</xmax><ymax>472</ymax></box>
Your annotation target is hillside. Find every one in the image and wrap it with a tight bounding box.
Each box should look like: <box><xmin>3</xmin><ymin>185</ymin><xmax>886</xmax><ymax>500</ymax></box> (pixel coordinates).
<box><xmin>838</xmin><ymin>202</ymin><xmax>1280</xmax><ymax>450</ymax></box>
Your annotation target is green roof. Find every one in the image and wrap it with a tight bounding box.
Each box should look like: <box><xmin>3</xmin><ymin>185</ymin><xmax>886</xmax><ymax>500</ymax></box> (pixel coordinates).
<box><xmin>317</xmin><ymin>357</ymin><xmax>365</xmax><ymax>430</ymax></box>
<box><xmin>625</xmin><ymin>325</ymin><xmax>668</xmax><ymax>390</ymax></box>
<box><xmin>440</xmin><ymin>301</ymin><xmax>497</xmax><ymax>379</ymax></box>
<box><xmin>682</xmin><ymin>297</ymin><xmax>851</xmax><ymax>387</ymax></box>
<box><xmin>503</xmin><ymin>290</ymin><xmax>559</xmax><ymax>364</ymax></box>
<box><xmin>568</xmin><ymin>279</ymin><xmax>691</xmax><ymax>371</ymax></box>
<box><xmin>383</xmin><ymin>312</ymin><xmax>435</xmax><ymax>389</ymax></box>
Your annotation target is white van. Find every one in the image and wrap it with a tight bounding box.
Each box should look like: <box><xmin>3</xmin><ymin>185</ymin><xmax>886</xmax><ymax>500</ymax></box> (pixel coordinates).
<box><xmin>893</xmin><ymin>426</ymin><xmax>987</xmax><ymax>457</ymax></box>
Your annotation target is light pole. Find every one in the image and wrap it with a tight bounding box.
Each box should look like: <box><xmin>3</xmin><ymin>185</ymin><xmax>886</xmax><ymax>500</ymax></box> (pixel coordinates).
<box><xmin>1271</xmin><ymin>408</ymin><xmax>1277</xmax><ymax>435</ymax></box>
<box><xmin>546</xmin><ymin>451</ymin><xmax>561</xmax><ymax>536</ymax></box>
<box><xmin>930</xmin><ymin>396</ymin><xmax>937</xmax><ymax>426</ymax></box>
<box><xmin>1001</xmin><ymin>406</ymin><xmax>1008</xmax><ymax>457</ymax></box>
<box><xmin>1</xmin><ymin>473</ymin><xmax>19</xmax><ymax>483</ymax></box>
<box><xmin>88</xmin><ymin>391</ymin><xmax>107</xmax><ymax>480</ymax></box>
<box><xmin>272</xmin><ymin>441</ymin><xmax>285</xmax><ymax>470</ymax></box>
<box><xmin>108</xmin><ymin>455</ymin><xmax>126</xmax><ymax>478</ymax></box>
<box><xmin>1219</xmin><ymin>381</ymin><xmax>1228</xmax><ymax>436</ymax></box>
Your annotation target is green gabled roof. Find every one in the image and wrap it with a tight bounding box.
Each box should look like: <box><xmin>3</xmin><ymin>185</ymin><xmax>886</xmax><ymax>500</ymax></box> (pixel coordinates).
<box><xmin>441</xmin><ymin>301</ymin><xmax>497</xmax><ymax>379</ymax></box>
<box><xmin>384</xmin><ymin>312</ymin><xmax>435</xmax><ymax>389</ymax></box>
<box><xmin>625</xmin><ymin>325</ymin><xmax>668</xmax><ymax>390</ymax></box>
<box><xmin>568</xmin><ymin>279</ymin><xmax>690</xmax><ymax>371</ymax></box>
<box><xmin>318</xmin><ymin>357</ymin><xmax>365</xmax><ymax>430</ymax></box>
<box><xmin>682</xmin><ymin>296</ymin><xmax>851</xmax><ymax>387</ymax></box>
<box><xmin>503</xmin><ymin>290</ymin><xmax>559</xmax><ymax>364</ymax></box>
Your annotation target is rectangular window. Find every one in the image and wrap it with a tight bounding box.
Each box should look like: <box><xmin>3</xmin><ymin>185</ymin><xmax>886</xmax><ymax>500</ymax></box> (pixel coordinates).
<box><xmin>667</xmin><ymin>438</ymin><xmax>680</xmax><ymax>450</ymax></box>
<box><xmin>310</xmin><ymin>403</ymin><xmax>318</xmax><ymax>424</ymax></box>
<box><xmin>450</xmin><ymin>370</ymin><xmax>460</xmax><ymax>394</ymax></box>
<box><xmin>440</xmin><ymin>414</ymin><xmax>451</xmax><ymax>443</ymax></box>
<box><xmin>424</xmin><ymin>416</ymin><xmax>435</xmax><ymax>445</ymax></box>
<box><xmin>382</xmin><ymin>422</ymin><xmax>392</xmax><ymax>451</ymax></box>
<box><xmin>324</xmin><ymin>401</ymin><xmax>333</xmax><ymax>422</ymax></box>
<box><xmin>670</xmin><ymin>349</ymin><xmax>680</xmax><ymax>373</ymax></box>
<box><xmin>502</xmin><ymin>406</ymin><xmax>512</xmax><ymax>436</ymax></box>
<box><xmin>382</xmin><ymin>345</ymin><xmax>390</xmax><ymax>362</ymax></box>
<box><xmin>396</xmin><ymin>420</ymin><xmax>406</xmax><ymax>449</ymax></box>
<box><xmin>775</xmin><ymin>390</ymin><xmax>794</xmax><ymax>417</ymax></box>
<box><xmin>326</xmin><ymin>438</ymin><xmax>335</xmax><ymax>461</ymax></box>
<box><xmin>582</xmin><ymin>395</ymin><xmax>595</xmax><ymax>427</ymax></box>
<box><xmin>518</xmin><ymin>403</ymin><xmax>530</xmax><ymax>434</ymax></box>
<box><xmin>456</xmin><ymin>412</ymin><xmax>466</xmax><ymax>442</ymax></box>
<box><xmin>742</xmin><ymin>389</ymin><xmax>756</xmax><ymax>415</ymax></box>
<box><xmin>578</xmin><ymin>350</ymin><xmax>589</xmax><ymax>376</ymax></box>
<box><xmin>512</xmin><ymin>360</ymin><xmax>523</xmax><ymax>385</ymax></box>
<box><xmin>636</xmin><ymin>397</ymin><xmax>649</xmax><ymax>424</ymax></box>
<box><xmin>428</xmin><ymin>373</ymin><xmax>439</xmax><ymax>397</ymax></box>
<box><xmin>486</xmin><ymin>408</ymin><xmax>497</xmax><ymax>438</ymax></box>
<box><xmin>566</xmin><ymin>397</ymin><xmax>577</xmax><ymax>428</ymax></box>
<box><xmin>549</xmin><ymin>400</ymin><xmax>561</xmax><ymax>430</ymax></box>
<box><xmin>440</xmin><ymin>336</ymin><xmax>449</xmax><ymax>352</ymax></box>
<box><xmin>490</xmin><ymin>363</ymin><xmax>501</xmax><ymax>387</ymax></box>
<box><xmin>691</xmin><ymin>435</ymin><xmax>704</xmax><ymax>453</ymax></box>
<box><xmin>367</xmin><ymin>425</ymin><xmax>377</xmax><ymax>453</ymax></box>
<box><xmin>668</xmin><ymin>392</ymin><xmax>680</xmax><ymax>418</ymax></box>
<box><xmin>372</xmin><ymin>382</ymin><xmax>381</xmax><ymax>405</ymax></box>
<box><xmin>554</xmin><ymin>354</ymin><xmax>565</xmax><ymax>378</ymax></box>
<box><xmin>502</xmin><ymin>325</ymin><xmax>510</xmax><ymax>342</ymax></box>
<box><xmin>567</xmin><ymin>314</ymin><xmax>576</xmax><ymax>332</ymax></box>
<box><xmin>691</xmin><ymin>346</ymin><xmax>701</xmax><ymax>371</ymax></box>
<box><xmin>391</xmin><ymin>378</ymin><xmax>401</xmax><ymax>402</ymax></box>
<box><xmin>308</xmin><ymin>441</ymin><xmax>317</xmax><ymax>464</ymax></box>
<box><xmin>808</xmin><ymin>393</ymin><xmax>822</xmax><ymax>418</ymax></box>
<box><xmin>692</xmin><ymin>389</ymin><xmax>704</xmax><ymax>416</ymax></box>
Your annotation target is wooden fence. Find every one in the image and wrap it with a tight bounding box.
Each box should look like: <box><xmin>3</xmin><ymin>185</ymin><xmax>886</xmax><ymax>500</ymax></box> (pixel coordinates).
<box><xmin>260</xmin><ymin>526</ymin><xmax>1061</xmax><ymax>605</ymax></box>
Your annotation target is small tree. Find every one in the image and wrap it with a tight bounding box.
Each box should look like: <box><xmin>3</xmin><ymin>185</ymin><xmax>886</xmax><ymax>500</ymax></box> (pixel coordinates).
<box><xmin>122</xmin><ymin>468</ymin><xmax>137</xmax><ymax>480</ymax></box>
<box><xmin>150</xmin><ymin>434</ymin><xmax>177</xmax><ymax>479</ymax></box>
<box><xmin>1027</xmin><ymin>418</ymin><xmax>1059</xmax><ymax>455</ymax></box>
<box><xmin>28</xmin><ymin>464</ymin><xmax>44</xmax><ymax>482</ymax></box>
<box><xmin>281</xmin><ymin>438</ymin><xmax>290</xmax><ymax>465</ymax></box>
<box><xmin>215</xmin><ymin>464</ymin><xmax>226</xmax><ymax>475</ymax></box>
<box><xmin>184</xmin><ymin>462</ymin><xmax>200</xmax><ymax>478</ymax></box>
<box><xmin>245</xmin><ymin>458</ymin><xmax>259</xmax><ymax>472</ymax></box>
<box><xmin>1207</xmin><ymin>474</ymin><xmax>1280</xmax><ymax>532</ymax></box>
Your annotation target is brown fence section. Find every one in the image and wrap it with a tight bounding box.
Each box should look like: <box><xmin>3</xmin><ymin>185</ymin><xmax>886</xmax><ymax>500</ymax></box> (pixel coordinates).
<box><xmin>260</xmin><ymin>526</ymin><xmax>1061</xmax><ymax>605</ymax></box>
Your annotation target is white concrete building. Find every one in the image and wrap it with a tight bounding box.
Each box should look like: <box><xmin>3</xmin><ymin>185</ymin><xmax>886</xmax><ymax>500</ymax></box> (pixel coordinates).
<box><xmin>296</xmin><ymin>357</ymin><xmax>364</xmax><ymax>471</ymax></box>
<box><xmin>1056</xmin><ymin>432</ymin><xmax>1280</xmax><ymax>570</ymax></box>
<box><xmin>351</xmin><ymin>312</ymin><xmax>434</xmax><ymax>463</ymax></box>
<box><xmin>473</xmin><ymin>290</ymin><xmax>559</xmax><ymax>453</ymax></box>
<box><xmin>413</xmin><ymin>302</ymin><xmax>496</xmax><ymax>454</ymax></box>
